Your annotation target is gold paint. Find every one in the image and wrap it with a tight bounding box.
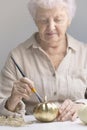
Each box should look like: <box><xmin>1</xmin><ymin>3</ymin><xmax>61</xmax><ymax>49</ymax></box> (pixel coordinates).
<box><xmin>33</xmin><ymin>97</ymin><xmax>58</xmax><ymax>122</ymax></box>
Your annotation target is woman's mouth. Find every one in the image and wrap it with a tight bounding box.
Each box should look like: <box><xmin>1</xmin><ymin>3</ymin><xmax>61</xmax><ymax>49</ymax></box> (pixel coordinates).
<box><xmin>46</xmin><ymin>32</ymin><xmax>56</xmax><ymax>36</ymax></box>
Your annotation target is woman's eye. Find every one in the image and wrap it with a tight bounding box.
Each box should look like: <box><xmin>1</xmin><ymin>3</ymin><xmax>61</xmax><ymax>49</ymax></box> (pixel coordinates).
<box><xmin>40</xmin><ymin>19</ymin><xmax>48</xmax><ymax>24</ymax></box>
<box><xmin>55</xmin><ymin>19</ymin><xmax>63</xmax><ymax>23</ymax></box>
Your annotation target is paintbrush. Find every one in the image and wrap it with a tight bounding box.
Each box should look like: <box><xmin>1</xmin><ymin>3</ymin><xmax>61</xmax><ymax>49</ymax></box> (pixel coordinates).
<box><xmin>11</xmin><ymin>56</ymin><xmax>43</xmax><ymax>103</ymax></box>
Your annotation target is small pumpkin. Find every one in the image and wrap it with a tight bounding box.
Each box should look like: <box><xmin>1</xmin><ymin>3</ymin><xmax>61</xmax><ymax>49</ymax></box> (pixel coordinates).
<box><xmin>78</xmin><ymin>105</ymin><xmax>87</xmax><ymax>124</ymax></box>
<box><xmin>33</xmin><ymin>97</ymin><xmax>58</xmax><ymax>122</ymax></box>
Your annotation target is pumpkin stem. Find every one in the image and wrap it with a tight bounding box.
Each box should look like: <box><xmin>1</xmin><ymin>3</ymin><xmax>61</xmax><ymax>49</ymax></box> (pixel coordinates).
<box><xmin>44</xmin><ymin>96</ymin><xmax>47</xmax><ymax>102</ymax></box>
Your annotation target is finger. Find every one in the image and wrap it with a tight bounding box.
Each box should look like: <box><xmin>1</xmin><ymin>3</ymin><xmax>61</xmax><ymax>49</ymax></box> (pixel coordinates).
<box><xmin>16</xmin><ymin>90</ymin><xmax>30</xmax><ymax>100</ymax></box>
<box><xmin>15</xmin><ymin>85</ymin><xmax>31</xmax><ymax>100</ymax></box>
<box><xmin>71</xmin><ymin>112</ymin><xmax>78</xmax><ymax>121</ymax></box>
<box><xmin>20</xmin><ymin>77</ymin><xmax>34</xmax><ymax>87</ymax></box>
<box><xmin>58</xmin><ymin>101</ymin><xmax>74</xmax><ymax>121</ymax></box>
<box><xmin>20</xmin><ymin>83</ymin><xmax>32</xmax><ymax>95</ymax></box>
<box><xmin>15</xmin><ymin>80</ymin><xmax>32</xmax><ymax>95</ymax></box>
<box><xmin>59</xmin><ymin>99</ymin><xmax>73</xmax><ymax>116</ymax></box>
<box><xmin>61</xmin><ymin>107</ymin><xmax>77</xmax><ymax>121</ymax></box>
<box><xmin>59</xmin><ymin>99</ymin><xmax>72</xmax><ymax>113</ymax></box>
<box><xmin>20</xmin><ymin>77</ymin><xmax>35</xmax><ymax>91</ymax></box>
<box><xmin>17</xmin><ymin>85</ymin><xmax>32</xmax><ymax>98</ymax></box>
<box><xmin>13</xmin><ymin>82</ymin><xmax>31</xmax><ymax>100</ymax></box>
<box><xmin>61</xmin><ymin>109</ymin><xmax>74</xmax><ymax>121</ymax></box>
<box><xmin>60</xmin><ymin>103</ymin><xmax>73</xmax><ymax>118</ymax></box>
<box><xmin>22</xmin><ymin>93</ymin><xmax>31</xmax><ymax>100</ymax></box>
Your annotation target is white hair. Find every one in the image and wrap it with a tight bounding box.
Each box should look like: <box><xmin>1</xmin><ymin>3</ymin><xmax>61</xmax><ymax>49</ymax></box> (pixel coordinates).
<box><xmin>27</xmin><ymin>0</ymin><xmax>76</xmax><ymax>20</ymax></box>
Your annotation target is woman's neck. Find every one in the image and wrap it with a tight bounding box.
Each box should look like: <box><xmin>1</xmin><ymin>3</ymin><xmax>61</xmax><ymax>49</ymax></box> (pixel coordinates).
<box><xmin>35</xmin><ymin>33</ymin><xmax>67</xmax><ymax>56</ymax></box>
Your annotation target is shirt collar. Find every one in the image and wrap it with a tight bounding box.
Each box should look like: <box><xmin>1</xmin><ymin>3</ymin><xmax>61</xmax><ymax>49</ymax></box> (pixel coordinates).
<box><xmin>25</xmin><ymin>33</ymin><xmax>80</xmax><ymax>52</ymax></box>
<box><xmin>66</xmin><ymin>34</ymin><xmax>80</xmax><ymax>52</ymax></box>
<box><xmin>25</xmin><ymin>32</ymin><xmax>41</xmax><ymax>49</ymax></box>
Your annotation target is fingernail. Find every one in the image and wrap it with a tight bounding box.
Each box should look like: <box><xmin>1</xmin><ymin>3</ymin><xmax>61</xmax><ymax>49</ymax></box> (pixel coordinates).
<box><xmin>59</xmin><ymin>110</ymin><xmax>62</xmax><ymax>113</ymax></box>
<box><xmin>57</xmin><ymin>117</ymin><xmax>60</xmax><ymax>121</ymax></box>
<box><xmin>61</xmin><ymin>117</ymin><xmax>65</xmax><ymax>121</ymax></box>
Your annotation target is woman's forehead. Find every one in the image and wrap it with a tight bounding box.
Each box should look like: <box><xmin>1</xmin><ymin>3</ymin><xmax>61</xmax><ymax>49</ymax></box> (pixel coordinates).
<box><xmin>36</xmin><ymin>6</ymin><xmax>67</xmax><ymax>18</ymax></box>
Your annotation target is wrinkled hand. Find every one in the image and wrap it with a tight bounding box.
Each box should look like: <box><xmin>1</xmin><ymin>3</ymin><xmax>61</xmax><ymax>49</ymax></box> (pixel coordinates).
<box><xmin>6</xmin><ymin>77</ymin><xmax>34</xmax><ymax>112</ymax></box>
<box><xmin>57</xmin><ymin>99</ymin><xmax>84</xmax><ymax>121</ymax></box>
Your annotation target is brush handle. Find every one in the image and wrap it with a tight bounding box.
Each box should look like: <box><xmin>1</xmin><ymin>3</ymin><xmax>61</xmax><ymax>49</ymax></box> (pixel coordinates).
<box><xmin>11</xmin><ymin>56</ymin><xmax>26</xmax><ymax>77</ymax></box>
<box><xmin>11</xmin><ymin>56</ymin><xmax>42</xmax><ymax>103</ymax></box>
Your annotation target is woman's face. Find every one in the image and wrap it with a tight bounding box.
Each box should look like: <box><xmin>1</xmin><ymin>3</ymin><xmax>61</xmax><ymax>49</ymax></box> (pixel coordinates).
<box><xmin>35</xmin><ymin>6</ymin><xmax>71</xmax><ymax>44</ymax></box>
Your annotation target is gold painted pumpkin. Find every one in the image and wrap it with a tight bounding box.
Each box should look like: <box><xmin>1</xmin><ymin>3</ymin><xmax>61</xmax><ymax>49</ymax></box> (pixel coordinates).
<box><xmin>33</xmin><ymin>101</ymin><xmax>58</xmax><ymax>122</ymax></box>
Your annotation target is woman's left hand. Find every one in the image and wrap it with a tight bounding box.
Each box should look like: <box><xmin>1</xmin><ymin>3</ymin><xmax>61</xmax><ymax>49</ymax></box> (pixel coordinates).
<box><xmin>57</xmin><ymin>99</ymin><xmax>84</xmax><ymax>121</ymax></box>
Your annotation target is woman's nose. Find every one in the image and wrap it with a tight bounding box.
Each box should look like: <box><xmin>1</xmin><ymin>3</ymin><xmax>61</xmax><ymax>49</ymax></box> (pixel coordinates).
<box><xmin>47</xmin><ymin>20</ymin><xmax>56</xmax><ymax>30</ymax></box>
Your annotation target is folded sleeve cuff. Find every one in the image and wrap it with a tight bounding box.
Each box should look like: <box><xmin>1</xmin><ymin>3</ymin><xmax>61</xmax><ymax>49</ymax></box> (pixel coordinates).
<box><xmin>0</xmin><ymin>98</ymin><xmax>26</xmax><ymax>117</ymax></box>
<box><xmin>75</xmin><ymin>99</ymin><xmax>87</xmax><ymax>105</ymax></box>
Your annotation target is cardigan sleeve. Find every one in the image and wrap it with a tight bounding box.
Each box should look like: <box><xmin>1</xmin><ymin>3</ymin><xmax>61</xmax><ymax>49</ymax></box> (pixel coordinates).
<box><xmin>0</xmin><ymin>98</ymin><xmax>26</xmax><ymax>117</ymax></box>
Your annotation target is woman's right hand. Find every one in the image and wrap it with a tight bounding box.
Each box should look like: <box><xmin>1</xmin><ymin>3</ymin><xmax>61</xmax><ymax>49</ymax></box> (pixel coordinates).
<box><xmin>5</xmin><ymin>77</ymin><xmax>34</xmax><ymax>112</ymax></box>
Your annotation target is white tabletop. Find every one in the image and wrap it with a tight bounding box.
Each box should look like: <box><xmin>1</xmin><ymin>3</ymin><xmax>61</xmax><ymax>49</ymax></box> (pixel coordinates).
<box><xmin>0</xmin><ymin>115</ymin><xmax>87</xmax><ymax>130</ymax></box>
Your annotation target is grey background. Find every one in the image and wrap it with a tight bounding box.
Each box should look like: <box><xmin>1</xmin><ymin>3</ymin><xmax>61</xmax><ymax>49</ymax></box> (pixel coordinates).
<box><xmin>0</xmin><ymin>0</ymin><xmax>87</xmax><ymax>70</ymax></box>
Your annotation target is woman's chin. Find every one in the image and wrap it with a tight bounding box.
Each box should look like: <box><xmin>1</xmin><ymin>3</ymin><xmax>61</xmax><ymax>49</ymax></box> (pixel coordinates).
<box><xmin>45</xmin><ymin>34</ymin><xmax>60</xmax><ymax>41</ymax></box>
<box><xmin>46</xmin><ymin>38</ymin><xmax>59</xmax><ymax>43</ymax></box>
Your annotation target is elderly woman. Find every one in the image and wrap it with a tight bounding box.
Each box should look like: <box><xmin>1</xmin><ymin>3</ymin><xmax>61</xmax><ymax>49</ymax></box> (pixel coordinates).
<box><xmin>0</xmin><ymin>0</ymin><xmax>87</xmax><ymax>121</ymax></box>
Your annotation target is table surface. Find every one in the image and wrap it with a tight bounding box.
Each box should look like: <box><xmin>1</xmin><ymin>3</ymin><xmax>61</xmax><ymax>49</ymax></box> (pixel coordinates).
<box><xmin>0</xmin><ymin>115</ymin><xmax>87</xmax><ymax>130</ymax></box>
